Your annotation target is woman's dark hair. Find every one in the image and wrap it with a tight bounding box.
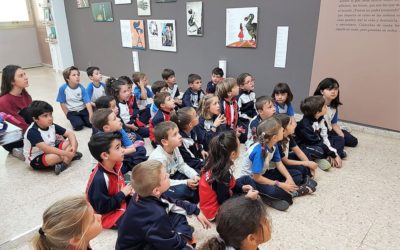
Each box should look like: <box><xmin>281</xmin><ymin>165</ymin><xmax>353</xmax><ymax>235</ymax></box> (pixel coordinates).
<box><xmin>170</xmin><ymin>107</ymin><xmax>195</xmax><ymax>131</ymax></box>
<box><xmin>199</xmin><ymin>196</ymin><xmax>269</xmax><ymax>250</ymax></box>
<box><xmin>274</xmin><ymin>113</ymin><xmax>291</xmax><ymax>153</ymax></box>
<box><xmin>313</xmin><ymin>78</ymin><xmax>342</xmax><ymax>108</ymax></box>
<box><xmin>202</xmin><ymin>131</ymin><xmax>238</xmax><ymax>184</ymax></box>
<box><xmin>271</xmin><ymin>82</ymin><xmax>293</xmax><ymax>104</ymax></box>
<box><xmin>105</xmin><ymin>77</ymin><xmax>126</xmax><ymax>101</ymax></box>
<box><xmin>1</xmin><ymin>65</ymin><xmax>27</xmax><ymax>96</ymax></box>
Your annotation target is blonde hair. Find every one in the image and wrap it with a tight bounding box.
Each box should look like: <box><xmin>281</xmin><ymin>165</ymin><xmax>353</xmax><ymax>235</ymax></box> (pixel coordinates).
<box><xmin>198</xmin><ymin>94</ymin><xmax>219</xmax><ymax>120</ymax></box>
<box><xmin>32</xmin><ymin>196</ymin><xmax>91</xmax><ymax>250</ymax></box>
<box><xmin>131</xmin><ymin>160</ymin><xmax>163</xmax><ymax>197</ymax></box>
<box><xmin>216</xmin><ymin>77</ymin><xmax>237</xmax><ymax>99</ymax></box>
<box><xmin>256</xmin><ymin>116</ymin><xmax>282</xmax><ymax>157</ymax></box>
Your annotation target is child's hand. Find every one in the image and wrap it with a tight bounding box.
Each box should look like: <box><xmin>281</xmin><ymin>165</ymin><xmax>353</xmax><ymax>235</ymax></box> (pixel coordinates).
<box><xmin>306</xmin><ymin>161</ymin><xmax>319</xmax><ymax>170</ymax></box>
<box><xmin>279</xmin><ymin>182</ymin><xmax>298</xmax><ymax>193</ymax></box>
<box><xmin>127</xmin><ymin>123</ymin><xmax>138</xmax><ymax>131</ymax></box>
<box><xmin>213</xmin><ymin>114</ymin><xmax>225</xmax><ymax>127</ymax></box>
<box><xmin>333</xmin><ymin>155</ymin><xmax>342</xmax><ymax>168</ymax></box>
<box><xmin>201</xmin><ymin>150</ymin><xmax>208</xmax><ymax>159</ymax></box>
<box><xmin>121</xmin><ymin>183</ymin><xmax>133</xmax><ymax>196</ymax></box>
<box><xmin>245</xmin><ymin>189</ymin><xmax>259</xmax><ymax>200</ymax></box>
<box><xmin>196</xmin><ymin>212</ymin><xmax>212</xmax><ymax>229</ymax></box>
<box><xmin>187</xmin><ymin>178</ymin><xmax>199</xmax><ymax>190</ymax></box>
<box><xmin>64</xmin><ymin>148</ymin><xmax>75</xmax><ymax>158</ymax></box>
<box><xmin>174</xmin><ymin>97</ymin><xmax>182</xmax><ymax>105</ymax></box>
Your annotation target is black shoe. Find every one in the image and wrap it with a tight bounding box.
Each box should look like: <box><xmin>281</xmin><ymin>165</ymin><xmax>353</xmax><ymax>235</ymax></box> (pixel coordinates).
<box><xmin>72</xmin><ymin>152</ymin><xmax>83</xmax><ymax>161</ymax></box>
<box><xmin>54</xmin><ymin>163</ymin><xmax>67</xmax><ymax>175</ymax></box>
<box><xmin>341</xmin><ymin>151</ymin><xmax>347</xmax><ymax>159</ymax></box>
<box><xmin>304</xmin><ymin>176</ymin><xmax>318</xmax><ymax>189</ymax></box>
<box><xmin>260</xmin><ymin>195</ymin><xmax>290</xmax><ymax>211</ymax></box>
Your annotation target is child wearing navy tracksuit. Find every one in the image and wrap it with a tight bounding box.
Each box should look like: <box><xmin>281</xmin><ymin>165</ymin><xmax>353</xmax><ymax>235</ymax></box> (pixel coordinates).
<box><xmin>171</xmin><ymin>107</ymin><xmax>207</xmax><ymax>173</ymax></box>
<box><xmin>116</xmin><ymin>160</ymin><xmax>210</xmax><ymax>250</ymax></box>
<box><xmin>182</xmin><ymin>74</ymin><xmax>205</xmax><ymax>109</ymax></box>
<box><xmin>237</xmin><ymin>73</ymin><xmax>257</xmax><ymax>143</ymax></box>
<box><xmin>86</xmin><ymin>133</ymin><xmax>133</xmax><ymax>229</ymax></box>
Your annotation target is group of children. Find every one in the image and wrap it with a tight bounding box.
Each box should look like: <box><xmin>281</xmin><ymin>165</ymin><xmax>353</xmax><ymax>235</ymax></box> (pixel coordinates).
<box><xmin>26</xmin><ymin>65</ymin><xmax>358</xmax><ymax>249</ymax></box>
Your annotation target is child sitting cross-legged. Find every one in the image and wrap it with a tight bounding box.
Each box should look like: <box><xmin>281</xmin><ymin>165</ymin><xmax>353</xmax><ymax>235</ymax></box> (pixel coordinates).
<box><xmin>86</xmin><ymin>132</ymin><xmax>134</xmax><ymax>229</ymax></box>
<box><xmin>23</xmin><ymin>101</ymin><xmax>82</xmax><ymax>175</ymax></box>
<box><xmin>149</xmin><ymin>121</ymin><xmax>200</xmax><ymax>203</ymax></box>
<box><xmin>116</xmin><ymin>160</ymin><xmax>211</xmax><ymax>250</ymax></box>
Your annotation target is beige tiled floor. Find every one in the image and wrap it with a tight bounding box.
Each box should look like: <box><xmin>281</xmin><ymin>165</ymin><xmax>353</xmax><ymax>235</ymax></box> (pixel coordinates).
<box><xmin>1</xmin><ymin>67</ymin><xmax>400</xmax><ymax>249</ymax></box>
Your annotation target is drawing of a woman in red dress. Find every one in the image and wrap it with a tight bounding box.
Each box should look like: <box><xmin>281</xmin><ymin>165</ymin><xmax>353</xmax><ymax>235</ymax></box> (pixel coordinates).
<box><xmin>238</xmin><ymin>23</ymin><xmax>244</xmax><ymax>41</ymax></box>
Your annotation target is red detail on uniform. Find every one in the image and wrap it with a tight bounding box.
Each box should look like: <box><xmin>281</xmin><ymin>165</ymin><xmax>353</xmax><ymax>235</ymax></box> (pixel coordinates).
<box><xmin>85</xmin><ymin>162</ymin><xmax>127</xmax><ymax>229</ymax></box>
<box><xmin>224</xmin><ymin>98</ymin><xmax>238</xmax><ymax>129</ymax></box>
<box><xmin>199</xmin><ymin>170</ymin><xmax>236</xmax><ymax>220</ymax></box>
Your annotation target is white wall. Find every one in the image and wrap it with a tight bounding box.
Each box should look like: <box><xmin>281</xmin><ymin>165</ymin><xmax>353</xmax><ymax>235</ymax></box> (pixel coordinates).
<box><xmin>0</xmin><ymin>27</ymin><xmax>42</xmax><ymax>69</ymax></box>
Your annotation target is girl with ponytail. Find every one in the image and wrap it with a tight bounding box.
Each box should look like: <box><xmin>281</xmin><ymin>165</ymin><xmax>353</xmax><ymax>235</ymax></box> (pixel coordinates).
<box><xmin>199</xmin><ymin>130</ymin><xmax>258</xmax><ymax>221</ymax></box>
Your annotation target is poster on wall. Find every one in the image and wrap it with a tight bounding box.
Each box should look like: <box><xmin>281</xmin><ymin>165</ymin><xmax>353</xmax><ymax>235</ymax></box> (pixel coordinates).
<box><xmin>147</xmin><ymin>19</ymin><xmax>176</xmax><ymax>52</ymax></box>
<box><xmin>186</xmin><ymin>1</ymin><xmax>202</xmax><ymax>36</ymax></box>
<box><xmin>155</xmin><ymin>0</ymin><xmax>176</xmax><ymax>2</ymax></box>
<box><xmin>137</xmin><ymin>0</ymin><xmax>151</xmax><ymax>16</ymax></box>
<box><xmin>115</xmin><ymin>0</ymin><xmax>132</xmax><ymax>4</ymax></box>
<box><xmin>120</xmin><ymin>20</ymin><xmax>146</xmax><ymax>50</ymax></box>
<box><xmin>226</xmin><ymin>7</ymin><xmax>258</xmax><ymax>48</ymax></box>
<box><xmin>77</xmin><ymin>0</ymin><xmax>90</xmax><ymax>8</ymax></box>
<box><xmin>91</xmin><ymin>2</ymin><xmax>114</xmax><ymax>22</ymax></box>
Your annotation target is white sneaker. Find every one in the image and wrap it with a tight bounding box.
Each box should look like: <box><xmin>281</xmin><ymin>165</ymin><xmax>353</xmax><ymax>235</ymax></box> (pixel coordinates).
<box><xmin>11</xmin><ymin>147</ymin><xmax>25</xmax><ymax>161</ymax></box>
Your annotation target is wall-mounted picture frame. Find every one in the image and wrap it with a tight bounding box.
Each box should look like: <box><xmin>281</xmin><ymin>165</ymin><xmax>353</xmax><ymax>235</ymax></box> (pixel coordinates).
<box><xmin>120</xmin><ymin>20</ymin><xmax>146</xmax><ymax>50</ymax></box>
<box><xmin>77</xmin><ymin>0</ymin><xmax>90</xmax><ymax>8</ymax></box>
<box><xmin>137</xmin><ymin>0</ymin><xmax>151</xmax><ymax>16</ymax></box>
<box><xmin>186</xmin><ymin>1</ymin><xmax>202</xmax><ymax>36</ymax></box>
<box><xmin>91</xmin><ymin>2</ymin><xmax>114</xmax><ymax>22</ymax></box>
<box><xmin>226</xmin><ymin>7</ymin><xmax>258</xmax><ymax>48</ymax></box>
<box><xmin>115</xmin><ymin>0</ymin><xmax>132</xmax><ymax>4</ymax></box>
<box><xmin>147</xmin><ymin>19</ymin><xmax>176</xmax><ymax>52</ymax></box>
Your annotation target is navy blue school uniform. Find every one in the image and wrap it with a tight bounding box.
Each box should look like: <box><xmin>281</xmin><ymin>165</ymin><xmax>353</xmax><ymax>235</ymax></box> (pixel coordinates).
<box><xmin>324</xmin><ymin>106</ymin><xmax>358</xmax><ymax>158</ymax></box>
<box><xmin>197</xmin><ymin>115</ymin><xmax>222</xmax><ymax>151</ymax></box>
<box><xmin>178</xmin><ymin>129</ymin><xmax>204</xmax><ymax>173</ymax></box>
<box><xmin>206</xmin><ymin>81</ymin><xmax>217</xmax><ymax>94</ymax></box>
<box><xmin>294</xmin><ymin>115</ymin><xmax>337</xmax><ymax>160</ymax></box>
<box><xmin>182</xmin><ymin>88</ymin><xmax>205</xmax><ymax>109</ymax></box>
<box><xmin>275</xmin><ymin>102</ymin><xmax>295</xmax><ymax>117</ymax></box>
<box><xmin>237</xmin><ymin>89</ymin><xmax>256</xmax><ymax>144</ymax></box>
<box><xmin>277</xmin><ymin>136</ymin><xmax>311</xmax><ymax>180</ymax></box>
<box><xmin>245</xmin><ymin>115</ymin><xmax>263</xmax><ymax>148</ymax></box>
<box><xmin>116</xmin><ymin>193</ymin><xmax>199</xmax><ymax>250</ymax></box>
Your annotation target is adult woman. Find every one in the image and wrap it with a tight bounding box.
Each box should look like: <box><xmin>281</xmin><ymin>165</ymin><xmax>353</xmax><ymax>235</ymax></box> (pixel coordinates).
<box><xmin>0</xmin><ymin>65</ymin><xmax>32</xmax><ymax>153</ymax></box>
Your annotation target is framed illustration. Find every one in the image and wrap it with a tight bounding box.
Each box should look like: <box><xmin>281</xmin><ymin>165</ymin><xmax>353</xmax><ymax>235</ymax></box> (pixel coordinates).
<box><xmin>137</xmin><ymin>0</ymin><xmax>151</xmax><ymax>16</ymax></box>
<box><xmin>115</xmin><ymin>0</ymin><xmax>132</xmax><ymax>4</ymax></box>
<box><xmin>77</xmin><ymin>0</ymin><xmax>90</xmax><ymax>8</ymax></box>
<box><xmin>186</xmin><ymin>1</ymin><xmax>202</xmax><ymax>36</ymax></box>
<box><xmin>120</xmin><ymin>20</ymin><xmax>146</xmax><ymax>50</ymax></box>
<box><xmin>147</xmin><ymin>19</ymin><xmax>176</xmax><ymax>52</ymax></box>
<box><xmin>155</xmin><ymin>0</ymin><xmax>176</xmax><ymax>2</ymax></box>
<box><xmin>91</xmin><ymin>2</ymin><xmax>114</xmax><ymax>22</ymax></box>
<box><xmin>226</xmin><ymin>7</ymin><xmax>258</xmax><ymax>48</ymax></box>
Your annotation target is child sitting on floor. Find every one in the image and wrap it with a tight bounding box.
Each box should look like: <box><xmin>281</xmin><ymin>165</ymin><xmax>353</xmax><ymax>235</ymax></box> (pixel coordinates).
<box><xmin>116</xmin><ymin>160</ymin><xmax>211</xmax><ymax>250</ymax></box>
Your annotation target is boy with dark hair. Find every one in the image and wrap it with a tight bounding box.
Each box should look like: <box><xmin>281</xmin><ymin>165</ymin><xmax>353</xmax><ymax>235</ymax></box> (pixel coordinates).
<box><xmin>162</xmin><ymin>68</ymin><xmax>182</xmax><ymax>107</ymax></box>
<box><xmin>23</xmin><ymin>101</ymin><xmax>81</xmax><ymax>175</ymax></box>
<box><xmin>86</xmin><ymin>132</ymin><xmax>133</xmax><ymax>229</ymax></box>
<box><xmin>57</xmin><ymin>66</ymin><xmax>93</xmax><ymax>131</ymax></box>
<box><xmin>246</xmin><ymin>96</ymin><xmax>276</xmax><ymax>148</ymax></box>
<box><xmin>236</xmin><ymin>73</ymin><xmax>257</xmax><ymax>143</ymax></box>
<box><xmin>149</xmin><ymin>92</ymin><xmax>176</xmax><ymax>146</ymax></box>
<box><xmin>206</xmin><ymin>67</ymin><xmax>224</xmax><ymax>94</ymax></box>
<box><xmin>91</xmin><ymin>108</ymin><xmax>147</xmax><ymax>169</ymax></box>
<box><xmin>86</xmin><ymin>66</ymin><xmax>106</xmax><ymax>107</ymax></box>
<box><xmin>132</xmin><ymin>72</ymin><xmax>153</xmax><ymax>124</ymax></box>
<box><xmin>149</xmin><ymin>121</ymin><xmax>200</xmax><ymax>203</ymax></box>
<box><xmin>116</xmin><ymin>160</ymin><xmax>210</xmax><ymax>249</ymax></box>
<box><xmin>295</xmin><ymin>96</ymin><xmax>342</xmax><ymax>170</ymax></box>
<box><xmin>150</xmin><ymin>80</ymin><xmax>169</xmax><ymax>118</ymax></box>
<box><xmin>182</xmin><ymin>73</ymin><xmax>205</xmax><ymax>109</ymax></box>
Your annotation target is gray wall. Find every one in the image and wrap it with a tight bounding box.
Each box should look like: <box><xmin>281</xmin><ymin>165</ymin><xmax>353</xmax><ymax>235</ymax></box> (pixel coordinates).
<box><xmin>64</xmin><ymin>0</ymin><xmax>320</xmax><ymax>111</ymax></box>
<box><xmin>0</xmin><ymin>27</ymin><xmax>42</xmax><ymax>69</ymax></box>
